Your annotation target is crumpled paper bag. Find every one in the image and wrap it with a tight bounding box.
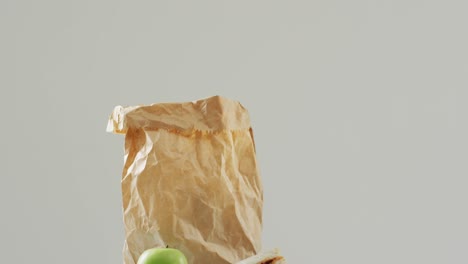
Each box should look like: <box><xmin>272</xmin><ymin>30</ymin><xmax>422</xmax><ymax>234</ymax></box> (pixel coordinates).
<box><xmin>107</xmin><ymin>96</ymin><xmax>263</xmax><ymax>264</ymax></box>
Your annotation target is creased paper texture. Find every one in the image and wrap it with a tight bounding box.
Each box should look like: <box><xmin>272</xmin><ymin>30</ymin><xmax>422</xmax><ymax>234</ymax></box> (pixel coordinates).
<box><xmin>107</xmin><ymin>96</ymin><xmax>263</xmax><ymax>264</ymax></box>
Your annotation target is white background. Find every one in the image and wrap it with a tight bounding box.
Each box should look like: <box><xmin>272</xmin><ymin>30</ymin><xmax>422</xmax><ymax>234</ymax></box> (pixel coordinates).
<box><xmin>1</xmin><ymin>1</ymin><xmax>468</xmax><ymax>263</ymax></box>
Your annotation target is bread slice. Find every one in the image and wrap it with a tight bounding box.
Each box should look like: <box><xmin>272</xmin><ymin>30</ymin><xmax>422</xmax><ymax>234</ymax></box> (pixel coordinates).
<box><xmin>236</xmin><ymin>248</ymin><xmax>286</xmax><ymax>264</ymax></box>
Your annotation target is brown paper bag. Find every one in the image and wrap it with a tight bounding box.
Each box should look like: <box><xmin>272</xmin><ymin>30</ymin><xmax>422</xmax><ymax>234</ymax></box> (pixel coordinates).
<box><xmin>107</xmin><ymin>96</ymin><xmax>263</xmax><ymax>264</ymax></box>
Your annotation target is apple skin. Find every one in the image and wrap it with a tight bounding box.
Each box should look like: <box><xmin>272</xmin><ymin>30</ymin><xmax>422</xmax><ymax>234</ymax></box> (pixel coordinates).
<box><xmin>137</xmin><ymin>248</ymin><xmax>188</xmax><ymax>264</ymax></box>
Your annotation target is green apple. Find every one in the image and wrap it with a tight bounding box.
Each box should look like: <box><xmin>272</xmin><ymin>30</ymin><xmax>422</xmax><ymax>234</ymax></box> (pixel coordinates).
<box><xmin>137</xmin><ymin>247</ymin><xmax>188</xmax><ymax>264</ymax></box>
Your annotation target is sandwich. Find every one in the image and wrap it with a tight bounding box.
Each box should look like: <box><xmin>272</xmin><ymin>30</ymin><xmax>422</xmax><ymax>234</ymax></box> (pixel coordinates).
<box><xmin>236</xmin><ymin>248</ymin><xmax>286</xmax><ymax>264</ymax></box>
